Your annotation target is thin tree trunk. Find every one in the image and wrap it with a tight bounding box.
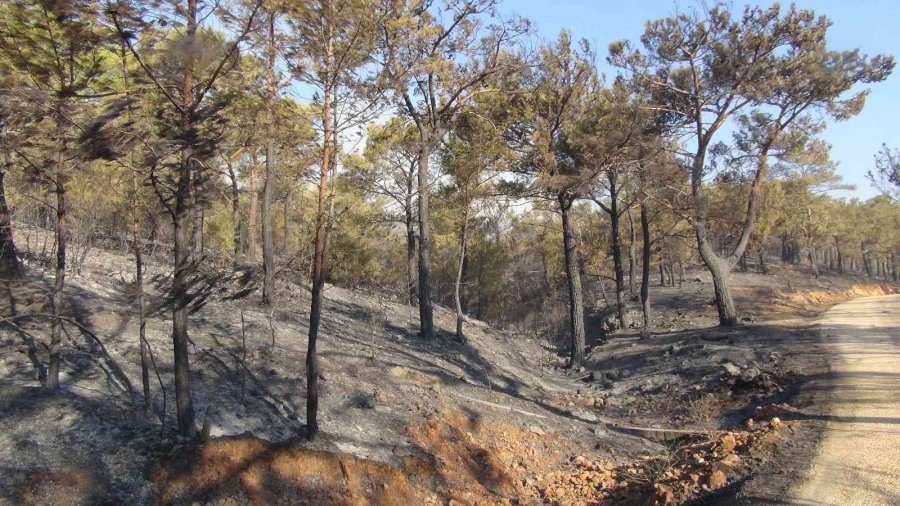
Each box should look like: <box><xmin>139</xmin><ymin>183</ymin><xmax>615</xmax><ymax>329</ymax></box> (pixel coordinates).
<box><xmin>416</xmin><ymin>139</ymin><xmax>434</xmax><ymax>338</ymax></box>
<box><xmin>122</xmin><ymin>43</ymin><xmax>151</xmax><ymax>412</ymax></box>
<box><xmin>639</xmin><ymin>199</ymin><xmax>651</xmax><ymax>330</ymax></box>
<box><xmin>891</xmin><ymin>253</ymin><xmax>897</xmax><ymax>282</ymax></box>
<box><xmin>834</xmin><ymin>237</ymin><xmax>843</xmax><ymax>274</ymax></box>
<box><xmin>261</xmin><ymin>11</ymin><xmax>277</xmax><ymax>305</ymax></box>
<box><xmin>559</xmin><ymin>194</ymin><xmax>585</xmax><ymax>369</ymax></box>
<box><xmin>306</xmin><ymin>26</ymin><xmax>334</xmax><ymax>441</ymax></box>
<box><xmin>0</xmin><ymin>155</ymin><xmax>22</xmax><ymax>279</ymax></box>
<box><xmin>170</xmin><ymin>0</ymin><xmax>198</xmax><ymax>438</ymax></box>
<box><xmin>454</xmin><ymin>195</ymin><xmax>470</xmax><ymax>342</ymax></box>
<box><xmin>862</xmin><ymin>243</ymin><xmax>872</xmax><ymax>278</ymax></box>
<box><xmin>132</xmin><ymin>161</ymin><xmax>151</xmax><ymax>414</ymax></box>
<box><xmin>47</xmin><ymin>120</ymin><xmax>68</xmax><ymax>389</ymax></box>
<box><xmin>262</xmin><ymin>143</ymin><xmax>275</xmax><ymax>304</ymax></box>
<box><xmin>247</xmin><ymin>153</ymin><xmax>259</xmax><ymax>260</ymax></box>
<box><xmin>227</xmin><ymin>161</ymin><xmax>241</xmax><ymax>262</ymax></box>
<box><xmin>405</xmin><ymin>166</ymin><xmax>417</xmax><ymax>305</ymax></box>
<box><xmin>605</xmin><ymin>173</ymin><xmax>627</xmax><ymax>329</ymax></box>
<box><xmin>283</xmin><ymin>188</ymin><xmax>291</xmax><ymax>251</ymax></box>
<box><xmin>627</xmin><ymin>206</ymin><xmax>636</xmax><ymax>296</ymax></box>
<box><xmin>191</xmin><ymin>178</ymin><xmax>203</xmax><ymax>253</ymax></box>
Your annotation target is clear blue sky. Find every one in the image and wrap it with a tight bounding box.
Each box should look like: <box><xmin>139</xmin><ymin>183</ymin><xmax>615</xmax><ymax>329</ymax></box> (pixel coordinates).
<box><xmin>502</xmin><ymin>0</ymin><xmax>900</xmax><ymax>200</ymax></box>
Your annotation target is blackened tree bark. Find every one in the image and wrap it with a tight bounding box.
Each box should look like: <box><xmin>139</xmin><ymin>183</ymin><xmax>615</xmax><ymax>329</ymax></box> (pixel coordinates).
<box><xmin>306</xmin><ymin>22</ymin><xmax>334</xmax><ymax>440</ymax></box>
<box><xmin>415</xmin><ymin>138</ymin><xmax>434</xmax><ymax>337</ymax></box>
<box><xmin>261</xmin><ymin>10</ymin><xmax>277</xmax><ymax>305</ymax></box>
<box><xmin>46</xmin><ymin>109</ymin><xmax>69</xmax><ymax>389</ymax></box>
<box><xmin>454</xmin><ymin>191</ymin><xmax>470</xmax><ymax>342</ymax></box>
<box><xmin>559</xmin><ymin>193</ymin><xmax>585</xmax><ymax>369</ymax></box>
<box><xmin>861</xmin><ymin>242</ymin><xmax>872</xmax><ymax>278</ymax></box>
<box><xmin>627</xmin><ymin>206</ymin><xmax>636</xmax><ymax>295</ymax></box>
<box><xmin>225</xmin><ymin>156</ymin><xmax>242</xmax><ymax>261</ymax></box>
<box><xmin>169</xmin><ymin>0</ymin><xmax>199</xmax><ymax>437</ymax></box>
<box><xmin>282</xmin><ymin>188</ymin><xmax>291</xmax><ymax>251</ymax></box>
<box><xmin>594</xmin><ymin>169</ymin><xmax>627</xmax><ymax>330</ymax></box>
<box><xmin>639</xmin><ymin>199</ymin><xmax>652</xmax><ymax>330</ymax></box>
<box><xmin>121</xmin><ymin>44</ymin><xmax>151</xmax><ymax>412</ymax></box>
<box><xmin>405</xmin><ymin>162</ymin><xmax>417</xmax><ymax>305</ymax></box>
<box><xmin>191</xmin><ymin>177</ymin><xmax>203</xmax><ymax>253</ymax></box>
<box><xmin>246</xmin><ymin>152</ymin><xmax>259</xmax><ymax>259</ymax></box>
<box><xmin>0</xmin><ymin>155</ymin><xmax>22</xmax><ymax>279</ymax></box>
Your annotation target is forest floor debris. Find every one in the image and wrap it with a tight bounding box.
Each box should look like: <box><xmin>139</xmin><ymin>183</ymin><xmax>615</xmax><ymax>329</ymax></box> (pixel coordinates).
<box><xmin>0</xmin><ymin>235</ymin><xmax>897</xmax><ymax>504</ymax></box>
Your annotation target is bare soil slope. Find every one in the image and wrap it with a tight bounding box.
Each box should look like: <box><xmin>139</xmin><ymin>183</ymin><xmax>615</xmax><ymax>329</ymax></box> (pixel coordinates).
<box><xmin>0</xmin><ymin>232</ymin><xmax>895</xmax><ymax>505</ymax></box>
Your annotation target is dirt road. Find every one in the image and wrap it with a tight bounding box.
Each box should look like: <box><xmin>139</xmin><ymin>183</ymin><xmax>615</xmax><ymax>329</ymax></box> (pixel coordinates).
<box><xmin>789</xmin><ymin>294</ymin><xmax>900</xmax><ymax>505</ymax></box>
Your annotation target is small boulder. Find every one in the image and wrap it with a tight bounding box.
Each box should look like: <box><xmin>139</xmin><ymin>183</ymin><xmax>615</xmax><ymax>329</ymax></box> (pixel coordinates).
<box><xmin>721</xmin><ymin>362</ymin><xmax>741</xmax><ymax>377</ymax></box>
<box><xmin>741</xmin><ymin>367</ymin><xmax>761</xmax><ymax>382</ymax></box>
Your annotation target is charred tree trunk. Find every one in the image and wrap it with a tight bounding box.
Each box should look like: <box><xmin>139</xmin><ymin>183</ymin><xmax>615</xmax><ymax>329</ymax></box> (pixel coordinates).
<box><xmin>416</xmin><ymin>139</ymin><xmax>434</xmax><ymax>338</ymax></box>
<box><xmin>261</xmin><ymin>12</ymin><xmax>277</xmax><ymax>305</ymax></box>
<box><xmin>559</xmin><ymin>193</ymin><xmax>585</xmax><ymax>369</ymax></box>
<box><xmin>170</xmin><ymin>0</ymin><xmax>198</xmax><ymax>437</ymax></box>
<box><xmin>282</xmin><ymin>188</ymin><xmax>291</xmax><ymax>251</ymax></box>
<box><xmin>705</xmin><ymin>253</ymin><xmax>738</xmax><ymax>327</ymax></box>
<box><xmin>261</xmin><ymin>143</ymin><xmax>275</xmax><ymax>304</ymax></box>
<box><xmin>627</xmin><ymin>206</ymin><xmax>636</xmax><ymax>296</ymax></box>
<box><xmin>47</xmin><ymin>132</ymin><xmax>68</xmax><ymax>389</ymax></box>
<box><xmin>862</xmin><ymin>243</ymin><xmax>872</xmax><ymax>278</ymax></box>
<box><xmin>601</xmin><ymin>171</ymin><xmax>627</xmax><ymax>330</ymax></box>
<box><xmin>639</xmin><ymin>199</ymin><xmax>651</xmax><ymax>330</ymax></box>
<box><xmin>0</xmin><ymin>155</ymin><xmax>22</xmax><ymax>279</ymax></box>
<box><xmin>454</xmin><ymin>195</ymin><xmax>470</xmax><ymax>342</ymax></box>
<box><xmin>191</xmin><ymin>181</ymin><xmax>203</xmax><ymax>253</ymax></box>
<box><xmin>132</xmin><ymin>163</ymin><xmax>151</xmax><ymax>414</ymax></box>
<box><xmin>809</xmin><ymin>245</ymin><xmax>819</xmax><ymax>279</ymax></box>
<box><xmin>226</xmin><ymin>160</ymin><xmax>241</xmax><ymax>262</ymax></box>
<box><xmin>122</xmin><ymin>45</ymin><xmax>151</xmax><ymax>412</ymax></box>
<box><xmin>247</xmin><ymin>153</ymin><xmax>259</xmax><ymax>260</ymax></box>
<box><xmin>306</xmin><ymin>27</ymin><xmax>334</xmax><ymax>441</ymax></box>
<box><xmin>405</xmin><ymin>166</ymin><xmax>417</xmax><ymax>305</ymax></box>
<box><xmin>834</xmin><ymin>238</ymin><xmax>843</xmax><ymax>274</ymax></box>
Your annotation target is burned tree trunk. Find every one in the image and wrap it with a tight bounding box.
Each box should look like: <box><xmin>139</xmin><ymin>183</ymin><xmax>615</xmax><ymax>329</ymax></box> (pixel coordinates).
<box><xmin>559</xmin><ymin>193</ymin><xmax>585</xmax><ymax>369</ymax></box>
<box><xmin>262</xmin><ymin>144</ymin><xmax>275</xmax><ymax>304</ymax></box>
<box><xmin>169</xmin><ymin>0</ymin><xmax>199</xmax><ymax>437</ymax></box>
<box><xmin>0</xmin><ymin>155</ymin><xmax>22</xmax><ymax>279</ymax></box>
<box><xmin>47</xmin><ymin>155</ymin><xmax>68</xmax><ymax>389</ymax></box>
<box><xmin>261</xmin><ymin>12</ymin><xmax>277</xmax><ymax>305</ymax></box>
<box><xmin>416</xmin><ymin>139</ymin><xmax>434</xmax><ymax>338</ymax></box>
<box><xmin>226</xmin><ymin>160</ymin><xmax>241</xmax><ymax>262</ymax></box>
<box><xmin>405</xmin><ymin>165</ymin><xmax>417</xmax><ymax>305</ymax></box>
<box><xmin>454</xmin><ymin>197</ymin><xmax>470</xmax><ymax>342</ymax></box>
<box><xmin>639</xmin><ymin>199</ymin><xmax>651</xmax><ymax>330</ymax></box>
<box><xmin>627</xmin><ymin>207</ymin><xmax>636</xmax><ymax>296</ymax></box>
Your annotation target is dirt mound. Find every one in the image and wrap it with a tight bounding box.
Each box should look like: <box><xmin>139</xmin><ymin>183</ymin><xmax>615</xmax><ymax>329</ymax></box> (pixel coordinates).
<box><xmin>153</xmin><ymin>437</ymin><xmax>420</xmax><ymax>505</ymax></box>
<box><xmin>778</xmin><ymin>283</ymin><xmax>898</xmax><ymax>309</ymax></box>
<box><xmin>541</xmin><ymin>420</ymin><xmax>789</xmax><ymax>505</ymax></box>
<box><xmin>152</xmin><ymin>408</ymin><xmax>576</xmax><ymax>505</ymax></box>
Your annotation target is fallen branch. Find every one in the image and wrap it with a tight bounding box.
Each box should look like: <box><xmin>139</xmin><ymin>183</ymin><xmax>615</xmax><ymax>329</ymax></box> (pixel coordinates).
<box><xmin>0</xmin><ymin>313</ymin><xmax>136</xmax><ymax>396</ymax></box>
<box><xmin>450</xmin><ymin>392</ymin><xmax>547</xmax><ymax>419</ymax></box>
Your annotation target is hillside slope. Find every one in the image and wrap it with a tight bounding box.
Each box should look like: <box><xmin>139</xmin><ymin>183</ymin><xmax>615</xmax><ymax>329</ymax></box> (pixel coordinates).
<box><xmin>0</xmin><ymin>232</ymin><xmax>895</xmax><ymax>504</ymax></box>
